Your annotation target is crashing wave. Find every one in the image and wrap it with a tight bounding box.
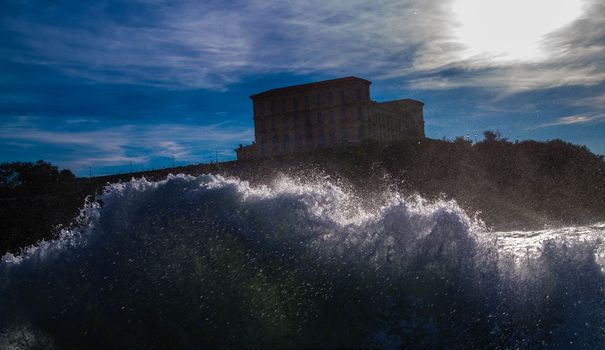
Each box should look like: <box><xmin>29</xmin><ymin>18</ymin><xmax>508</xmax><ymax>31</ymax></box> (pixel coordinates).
<box><xmin>1</xmin><ymin>174</ymin><xmax>604</xmax><ymax>349</ymax></box>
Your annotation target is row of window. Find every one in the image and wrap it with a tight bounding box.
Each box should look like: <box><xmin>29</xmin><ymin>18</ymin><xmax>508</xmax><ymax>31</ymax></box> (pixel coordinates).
<box><xmin>256</xmin><ymin>109</ymin><xmax>366</xmax><ymax>132</ymax></box>
<box><xmin>370</xmin><ymin>117</ymin><xmax>421</xmax><ymax>141</ymax></box>
<box><xmin>258</xmin><ymin>126</ymin><xmax>366</xmax><ymax>155</ymax></box>
<box><xmin>255</xmin><ymin>87</ymin><xmax>368</xmax><ymax>115</ymax></box>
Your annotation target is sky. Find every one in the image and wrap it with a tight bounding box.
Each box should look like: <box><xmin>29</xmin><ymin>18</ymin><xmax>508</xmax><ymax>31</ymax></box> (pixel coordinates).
<box><xmin>1</xmin><ymin>0</ymin><xmax>604</xmax><ymax>176</ymax></box>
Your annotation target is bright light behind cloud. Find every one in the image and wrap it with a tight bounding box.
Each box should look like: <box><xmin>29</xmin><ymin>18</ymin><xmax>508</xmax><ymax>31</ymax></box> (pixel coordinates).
<box><xmin>453</xmin><ymin>0</ymin><xmax>584</xmax><ymax>62</ymax></box>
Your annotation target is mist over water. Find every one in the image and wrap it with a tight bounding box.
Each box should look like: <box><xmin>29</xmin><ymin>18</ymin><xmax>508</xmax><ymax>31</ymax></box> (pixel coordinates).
<box><xmin>1</xmin><ymin>174</ymin><xmax>604</xmax><ymax>349</ymax></box>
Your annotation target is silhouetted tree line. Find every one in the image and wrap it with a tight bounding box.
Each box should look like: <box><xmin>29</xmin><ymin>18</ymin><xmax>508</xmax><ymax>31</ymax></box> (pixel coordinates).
<box><xmin>0</xmin><ymin>161</ymin><xmax>94</xmax><ymax>254</ymax></box>
<box><xmin>0</xmin><ymin>160</ymin><xmax>75</xmax><ymax>194</ymax></box>
<box><xmin>376</xmin><ymin>132</ymin><xmax>605</xmax><ymax>229</ymax></box>
<box><xmin>1</xmin><ymin>133</ymin><xmax>604</xmax><ymax>254</ymax></box>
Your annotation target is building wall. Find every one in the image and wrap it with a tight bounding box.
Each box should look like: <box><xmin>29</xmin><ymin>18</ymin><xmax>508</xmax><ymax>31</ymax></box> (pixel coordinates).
<box><xmin>251</xmin><ymin>78</ymin><xmax>371</xmax><ymax>158</ymax></box>
<box><xmin>235</xmin><ymin>77</ymin><xmax>425</xmax><ymax>160</ymax></box>
<box><xmin>368</xmin><ymin>99</ymin><xmax>425</xmax><ymax>142</ymax></box>
<box><xmin>235</xmin><ymin>143</ymin><xmax>257</xmax><ymax>160</ymax></box>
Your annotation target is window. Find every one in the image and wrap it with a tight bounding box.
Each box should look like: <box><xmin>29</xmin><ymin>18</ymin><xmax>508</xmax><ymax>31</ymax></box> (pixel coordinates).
<box><xmin>318</xmin><ymin>129</ymin><xmax>325</xmax><ymax>147</ymax></box>
<box><xmin>283</xmin><ymin>114</ymin><xmax>289</xmax><ymax>130</ymax></box>
<box><xmin>293</xmin><ymin>97</ymin><xmax>299</xmax><ymax>110</ymax></box>
<box><xmin>340</xmin><ymin>90</ymin><xmax>345</xmax><ymax>104</ymax></box>
<box><xmin>306</xmin><ymin>130</ymin><xmax>313</xmax><ymax>147</ymax></box>
<box><xmin>283</xmin><ymin>133</ymin><xmax>291</xmax><ymax>152</ymax></box>
<box><xmin>304</xmin><ymin>95</ymin><xmax>309</xmax><ymax>109</ymax></box>
<box><xmin>316</xmin><ymin>93</ymin><xmax>321</xmax><ymax>107</ymax></box>
<box><xmin>261</xmin><ymin>140</ymin><xmax>268</xmax><ymax>155</ymax></box>
<box><xmin>293</xmin><ymin>113</ymin><xmax>300</xmax><ymax>128</ymax></box>
<box><xmin>342</xmin><ymin>128</ymin><xmax>349</xmax><ymax>143</ymax></box>
<box><xmin>357</xmin><ymin>108</ymin><xmax>364</xmax><ymax>121</ymax></box>
<box><xmin>257</xmin><ymin>119</ymin><xmax>264</xmax><ymax>133</ymax></box>
<box><xmin>329</xmin><ymin>128</ymin><xmax>337</xmax><ymax>145</ymax></box>
<box><xmin>358</xmin><ymin>125</ymin><xmax>365</xmax><ymax>141</ymax></box>
<box><xmin>272</xmin><ymin>134</ymin><xmax>279</xmax><ymax>153</ymax></box>
<box><xmin>258</xmin><ymin>102</ymin><xmax>264</xmax><ymax>115</ymax></box>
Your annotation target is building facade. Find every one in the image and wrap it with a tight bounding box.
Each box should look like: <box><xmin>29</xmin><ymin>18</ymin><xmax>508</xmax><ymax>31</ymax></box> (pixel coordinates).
<box><xmin>236</xmin><ymin>76</ymin><xmax>424</xmax><ymax>160</ymax></box>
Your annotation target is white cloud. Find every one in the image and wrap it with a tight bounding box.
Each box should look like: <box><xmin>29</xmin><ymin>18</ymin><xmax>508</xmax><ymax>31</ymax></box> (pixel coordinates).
<box><xmin>4</xmin><ymin>0</ymin><xmax>604</xmax><ymax>94</ymax></box>
<box><xmin>451</xmin><ymin>0</ymin><xmax>584</xmax><ymax>62</ymax></box>
<box><xmin>568</xmin><ymin>92</ymin><xmax>605</xmax><ymax>107</ymax></box>
<box><xmin>0</xmin><ymin>117</ymin><xmax>253</xmax><ymax>170</ymax></box>
<box><xmin>65</xmin><ymin>118</ymin><xmax>100</xmax><ymax>124</ymax></box>
<box><xmin>409</xmin><ymin>64</ymin><xmax>605</xmax><ymax>93</ymax></box>
<box><xmin>539</xmin><ymin>113</ymin><xmax>605</xmax><ymax>127</ymax></box>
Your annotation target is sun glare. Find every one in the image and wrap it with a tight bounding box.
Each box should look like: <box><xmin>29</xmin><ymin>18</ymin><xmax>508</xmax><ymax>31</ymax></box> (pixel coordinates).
<box><xmin>452</xmin><ymin>0</ymin><xmax>584</xmax><ymax>62</ymax></box>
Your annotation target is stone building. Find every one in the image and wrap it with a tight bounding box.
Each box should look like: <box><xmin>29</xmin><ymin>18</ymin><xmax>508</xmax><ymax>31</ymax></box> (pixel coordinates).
<box><xmin>235</xmin><ymin>76</ymin><xmax>425</xmax><ymax>160</ymax></box>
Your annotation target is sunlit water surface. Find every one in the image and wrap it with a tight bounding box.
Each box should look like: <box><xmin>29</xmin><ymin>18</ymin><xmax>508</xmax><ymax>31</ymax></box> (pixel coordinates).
<box><xmin>495</xmin><ymin>223</ymin><xmax>605</xmax><ymax>267</ymax></box>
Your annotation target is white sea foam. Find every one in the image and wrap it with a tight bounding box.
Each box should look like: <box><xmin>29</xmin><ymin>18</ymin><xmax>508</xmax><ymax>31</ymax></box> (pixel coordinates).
<box><xmin>0</xmin><ymin>174</ymin><xmax>603</xmax><ymax>349</ymax></box>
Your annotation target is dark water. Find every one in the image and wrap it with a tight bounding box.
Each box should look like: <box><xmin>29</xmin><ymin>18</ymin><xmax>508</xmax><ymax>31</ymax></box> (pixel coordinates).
<box><xmin>1</xmin><ymin>174</ymin><xmax>604</xmax><ymax>349</ymax></box>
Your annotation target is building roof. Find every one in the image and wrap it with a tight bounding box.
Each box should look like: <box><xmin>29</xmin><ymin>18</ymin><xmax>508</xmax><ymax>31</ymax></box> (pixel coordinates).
<box><xmin>250</xmin><ymin>76</ymin><xmax>371</xmax><ymax>99</ymax></box>
<box><xmin>379</xmin><ymin>98</ymin><xmax>425</xmax><ymax>106</ymax></box>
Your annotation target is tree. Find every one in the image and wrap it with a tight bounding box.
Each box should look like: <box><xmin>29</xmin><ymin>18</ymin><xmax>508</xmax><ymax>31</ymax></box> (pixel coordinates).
<box><xmin>0</xmin><ymin>160</ymin><xmax>75</xmax><ymax>195</ymax></box>
<box><xmin>0</xmin><ymin>161</ymin><xmax>78</xmax><ymax>254</ymax></box>
<box><xmin>483</xmin><ymin>130</ymin><xmax>500</xmax><ymax>143</ymax></box>
<box><xmin>454</xmin><ymin>136</ymin><xmax>471</xmax><ymax>145</ymax></box>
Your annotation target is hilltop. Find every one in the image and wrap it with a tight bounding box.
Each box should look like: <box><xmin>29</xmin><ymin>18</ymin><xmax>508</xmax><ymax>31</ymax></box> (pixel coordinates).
<box><xmin>2</xmin><ymin>132</ymin><xmax>605</xmax><ymax>254</ymax></box>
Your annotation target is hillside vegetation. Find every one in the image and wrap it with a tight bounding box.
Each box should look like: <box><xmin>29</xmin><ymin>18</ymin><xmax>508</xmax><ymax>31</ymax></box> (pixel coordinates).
<box><xmin>1</xmin><ymin>132</ymin><xmax>604</xmax><ymax>254</ymax></box>
<box><xmin>305</xmin><ymin>133</ymin><xmax>605</xmax><ymax>230</ymax></box>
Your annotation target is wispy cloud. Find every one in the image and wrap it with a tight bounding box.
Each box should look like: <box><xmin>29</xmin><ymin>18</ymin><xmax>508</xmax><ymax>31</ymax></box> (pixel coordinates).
<box><xmin>4</xmin><ymin>0</ymin><xmax>603</xmax><ymax>93</ymax></box>
<box><xmin>65</xmin><ymin>118</ymin><xmax>100</xmax><ymax>124</ymax></box>
<box><xmin>538</xmin><ymin>113</ymin><xmax>605</xmax><ymax>127</ymax></box>
<box><xmin>0</xmin><ymin>117</ymin><xmax>253</xmax><ymax>170</ymax></box>
<box><xmin>409</xmin><ymin>64</ymin><xmax>605</xmax><ymax>94</ymax></box>
<box><xmin>568</xmin><ymin>92</ymin><xmax>605</xmax><ymax>107</ymax></box>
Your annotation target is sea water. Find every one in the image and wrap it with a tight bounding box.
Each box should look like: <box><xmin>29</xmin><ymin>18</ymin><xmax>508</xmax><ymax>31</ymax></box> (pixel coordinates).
<box><xmin>1</xmin><ymin>174</ymin><xmax>604</xmax><ymax>349</ymax></box>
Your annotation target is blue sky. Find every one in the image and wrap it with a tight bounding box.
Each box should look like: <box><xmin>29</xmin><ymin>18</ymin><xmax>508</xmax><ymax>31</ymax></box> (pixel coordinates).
<box><xmin>1</xmin><ymin>0</ymin><xmax>604</xmax><ymax>176</ymax></box>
